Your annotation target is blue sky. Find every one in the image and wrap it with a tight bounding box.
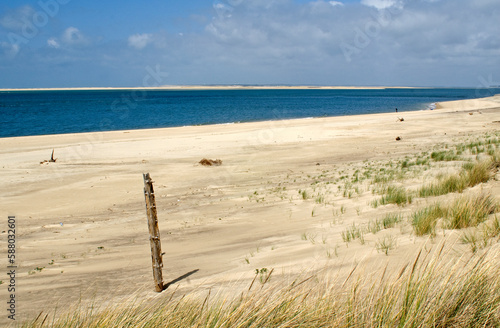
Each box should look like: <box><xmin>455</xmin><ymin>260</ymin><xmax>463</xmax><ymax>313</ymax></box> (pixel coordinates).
<box><xmin>0</xmin><ymin>0</ymin><xmax>499</xmax><ymax>88</ymax></box>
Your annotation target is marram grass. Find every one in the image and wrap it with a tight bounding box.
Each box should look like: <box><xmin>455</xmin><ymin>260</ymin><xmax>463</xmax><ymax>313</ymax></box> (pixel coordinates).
<box><xmin>410</xmin><ymin>203</ymin><xmax>445</xmax><ymax>236</ymax></box>
<box><xmin>22</xmin><ymin>244</ymin><xmax>500</xmax><ymax>328</ymax></box>
<box><xmin>410</xmin><ymin>192</ymin><xmax>498</xmax><ymax>236</ymax></box>
<box><xmin>445</xmin><ymin>193</ymin><xmax>497</xmax><ymax>229</ymax></box>
<box><xmin>372</xmin><ymin>185</ymin><xmax>413</xmax><ymax>208</ymax></box>
<box><xmin>419</xmin><ymin>156</ymin><xmax>496</xmax><ymax>198</ymax></box>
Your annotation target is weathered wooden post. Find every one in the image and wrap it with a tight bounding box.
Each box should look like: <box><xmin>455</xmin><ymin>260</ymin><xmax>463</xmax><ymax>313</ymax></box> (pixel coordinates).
<box><xmin>143</xmin><ymin>173</ymin><xmax>164</xmax><ymax>292</ymax></box>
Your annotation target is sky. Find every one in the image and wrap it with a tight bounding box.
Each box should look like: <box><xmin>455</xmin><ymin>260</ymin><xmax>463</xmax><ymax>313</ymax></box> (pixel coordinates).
<box><xmin>0</xmin><ymin>0</ymin><xmax>499</xmax><ymax>88</ymax></box>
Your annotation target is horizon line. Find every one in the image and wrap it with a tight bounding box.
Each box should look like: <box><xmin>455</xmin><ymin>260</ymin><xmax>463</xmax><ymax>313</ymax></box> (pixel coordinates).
<box><xmin>0</xmin><ymin>85</ymin><xmax>491</xmax><ymax>92</ymax></box>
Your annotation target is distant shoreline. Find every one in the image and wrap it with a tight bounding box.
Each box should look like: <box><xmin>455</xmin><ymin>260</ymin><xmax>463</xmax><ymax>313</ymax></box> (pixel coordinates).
<box><xmin>1</xmin><ymin>94</ymin><xmax>498</xmax><ymax>141</ymax></box>
<box><xmin>1</xmin><ymin>87</ymin><xmax>497</xmax><ymax>139</ymax></box>
<box><xmin>0</xmin><ymin>85</ymin><xmax>425</xmax><ymax>92</ymax></box>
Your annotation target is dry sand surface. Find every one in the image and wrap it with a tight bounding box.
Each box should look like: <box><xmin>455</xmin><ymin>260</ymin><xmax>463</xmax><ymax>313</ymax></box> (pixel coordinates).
<box><xmin>0</xmin><ymin>95</ymin><xmax>499</xmax><ymax>325</ymax></box>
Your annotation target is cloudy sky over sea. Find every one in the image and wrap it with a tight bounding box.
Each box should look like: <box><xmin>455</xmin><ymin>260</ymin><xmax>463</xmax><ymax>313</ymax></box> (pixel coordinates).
<box><xmin>0</xmin><ymin>0</ymin><xmax>499</xmax><ymax>88</ymax></box>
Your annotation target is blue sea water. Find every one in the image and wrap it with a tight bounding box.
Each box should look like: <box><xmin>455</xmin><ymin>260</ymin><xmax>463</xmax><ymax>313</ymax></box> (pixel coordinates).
<box><xmin>0</xmin><ymin>88</ymin><xmax>498</xmax><ymax>138</ymax></box>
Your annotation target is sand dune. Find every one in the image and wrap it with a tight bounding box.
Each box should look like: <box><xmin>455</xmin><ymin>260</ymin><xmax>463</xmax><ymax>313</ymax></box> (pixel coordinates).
<box><xmin>0</xmin><ymin>95</ymin><xmax>499</xmax><ymax>325</ymax></box>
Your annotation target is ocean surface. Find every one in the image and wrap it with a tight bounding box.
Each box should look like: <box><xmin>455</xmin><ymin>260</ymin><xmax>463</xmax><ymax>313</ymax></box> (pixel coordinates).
<box><xmin>0</xmin><ymin>88</ymin><xmax>498</xmax><ymax>138</ymax></box>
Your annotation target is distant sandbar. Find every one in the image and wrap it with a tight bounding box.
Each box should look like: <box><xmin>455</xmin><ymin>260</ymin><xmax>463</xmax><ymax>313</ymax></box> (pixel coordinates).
<box><xmin>0</xmin><ymin>85</ymin><xmax>421</xmax><ymax>92</ymax></box>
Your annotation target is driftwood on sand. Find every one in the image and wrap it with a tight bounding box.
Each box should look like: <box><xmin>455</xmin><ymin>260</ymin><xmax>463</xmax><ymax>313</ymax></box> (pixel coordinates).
<box><xmin>40</xmin><ymin>149</ymin><xmax>57</xmax><ymax>164</ymax></box>
<box><xmin>199</xmin><ymin>158</ymin><xmax>222</xmax><ymax>166</ymax></box>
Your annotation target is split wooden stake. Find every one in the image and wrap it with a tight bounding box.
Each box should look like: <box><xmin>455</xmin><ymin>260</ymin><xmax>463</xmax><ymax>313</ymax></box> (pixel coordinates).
<box><xmin>143</xmin><ymin>173</ymin><xmax>164</xmax><ymax>292</ymax></box>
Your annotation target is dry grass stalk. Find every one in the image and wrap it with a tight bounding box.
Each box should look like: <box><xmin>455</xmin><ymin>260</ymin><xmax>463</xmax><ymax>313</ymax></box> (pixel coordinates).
<box><xmin>23</xmin><ymin>243</ymin><xmax>500</xmax><ymax>328</ymax></box>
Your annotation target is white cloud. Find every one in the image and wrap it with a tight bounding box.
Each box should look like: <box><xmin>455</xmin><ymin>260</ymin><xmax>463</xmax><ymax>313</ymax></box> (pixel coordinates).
<box><xmin>213</xmin><ymin>3</ymin><xmax>233</xmax><ymax>18</ymax></box>
<box><xmin>329</xmin><ymin>1</ymin><xmax>344</xmax><ymax>6</ymax></box>
<box><xmin>62</xmin><ymin>27</ymin><xmax>88</xmax><ymax>45</ymax></box>
<box><xmin>128</xmin><ymin>33</ymin><xmax>153</xmax><ymax>49</ymax></box>
<box><xmin>361</xmin><ymin>0</ymin><xmax>399</xmax><ymax>9</ymax></box>
<box><xmin>2</xmin><ymin>0</ymin><xmax>499</xmax><ymax>88</ymax></box>
<box><xmin>43</xmin><ymin>27</ymin><xmax>89</xmax><ymax>51</ymax></box>
<box><xmin>47</xmin><ymin>38</ymin><xmax>60</xmax><ymax>48</ymax></box>
<box><xmin>0</xmin><ymin>5</ymin><xmax>36</xmax><ymax>31</ymax></box>
<box><xmin>193</xmin><ymin>0</ymin><xmax>499</xmax><ymax>86</ymax></box>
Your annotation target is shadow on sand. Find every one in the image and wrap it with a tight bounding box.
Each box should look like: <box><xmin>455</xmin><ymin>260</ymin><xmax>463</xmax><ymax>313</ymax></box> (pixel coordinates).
<box><xmin>163</xmin><ymin>269</ymin><xmax>200</xmax><ymax>290</ymax></box>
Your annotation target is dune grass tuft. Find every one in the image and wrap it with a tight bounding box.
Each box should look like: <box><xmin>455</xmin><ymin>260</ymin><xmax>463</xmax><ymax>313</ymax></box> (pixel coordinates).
<box><xmin>465</xmin><ymin>158</ymin><xmax>493</xmax><ymax>187</ymax></box>
<box><xmin>373</xmin><ymin>185</ymin><xmax>413</xmax><ymax>207</ymax></box>
<box><xmin>23</xmin><ymin>245</ymin><xmax>500</xmax><ymax>328</ymax></box>
<box><xmin>410</xmin><ymin>193</ymin><xmax>498</xmax><ymax>236</ymax></box>
<box><xmin>445</xmin><ymin>193</ymin><xmax>497</xmax><ymax>229</ymax></box>
<box><xmin>410</xmin><ymin>203</ymin><xmax>445</xmax><ymax>236</ymax></box>
<box><xmin>341</xmin><ymin>223</ymin><xmax>363</xmax><ymax>243</ymax></box>
<box><xmin>430</xmin><ymin>150</ymin><xmax>460</xmax><ymax>162</ymax></box>
<box><xmin>419</xmin><ymin>157</ymin><xmax>496</xmax><ymax>198</ymax></box>
<box><xmin>419</xmin><ymin>174</ymin><xmax>466</xmax><ymax>197</ymax></box>
<box><xmin>368</xmin><ymin>213</ymin><xmax>402</xmax><ymax>234</ymax></box>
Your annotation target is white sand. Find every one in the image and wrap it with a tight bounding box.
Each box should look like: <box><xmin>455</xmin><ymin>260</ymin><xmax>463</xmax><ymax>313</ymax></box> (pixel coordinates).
<box><xmin>0</xmin><ymin>95</ymin><xmax>499</xmax><ymax>324</ymax></box>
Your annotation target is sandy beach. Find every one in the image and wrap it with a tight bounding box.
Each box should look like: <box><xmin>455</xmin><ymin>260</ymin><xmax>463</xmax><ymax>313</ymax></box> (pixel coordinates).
<box><xmin>0</xmin><ymin>95</ymin><xmax>499</xmax><ymax>325</ymax></box>
<box><xmin>0</xmin><ymin>85</ymin><xmax>416</xmax><ymax>92</ymax></box>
